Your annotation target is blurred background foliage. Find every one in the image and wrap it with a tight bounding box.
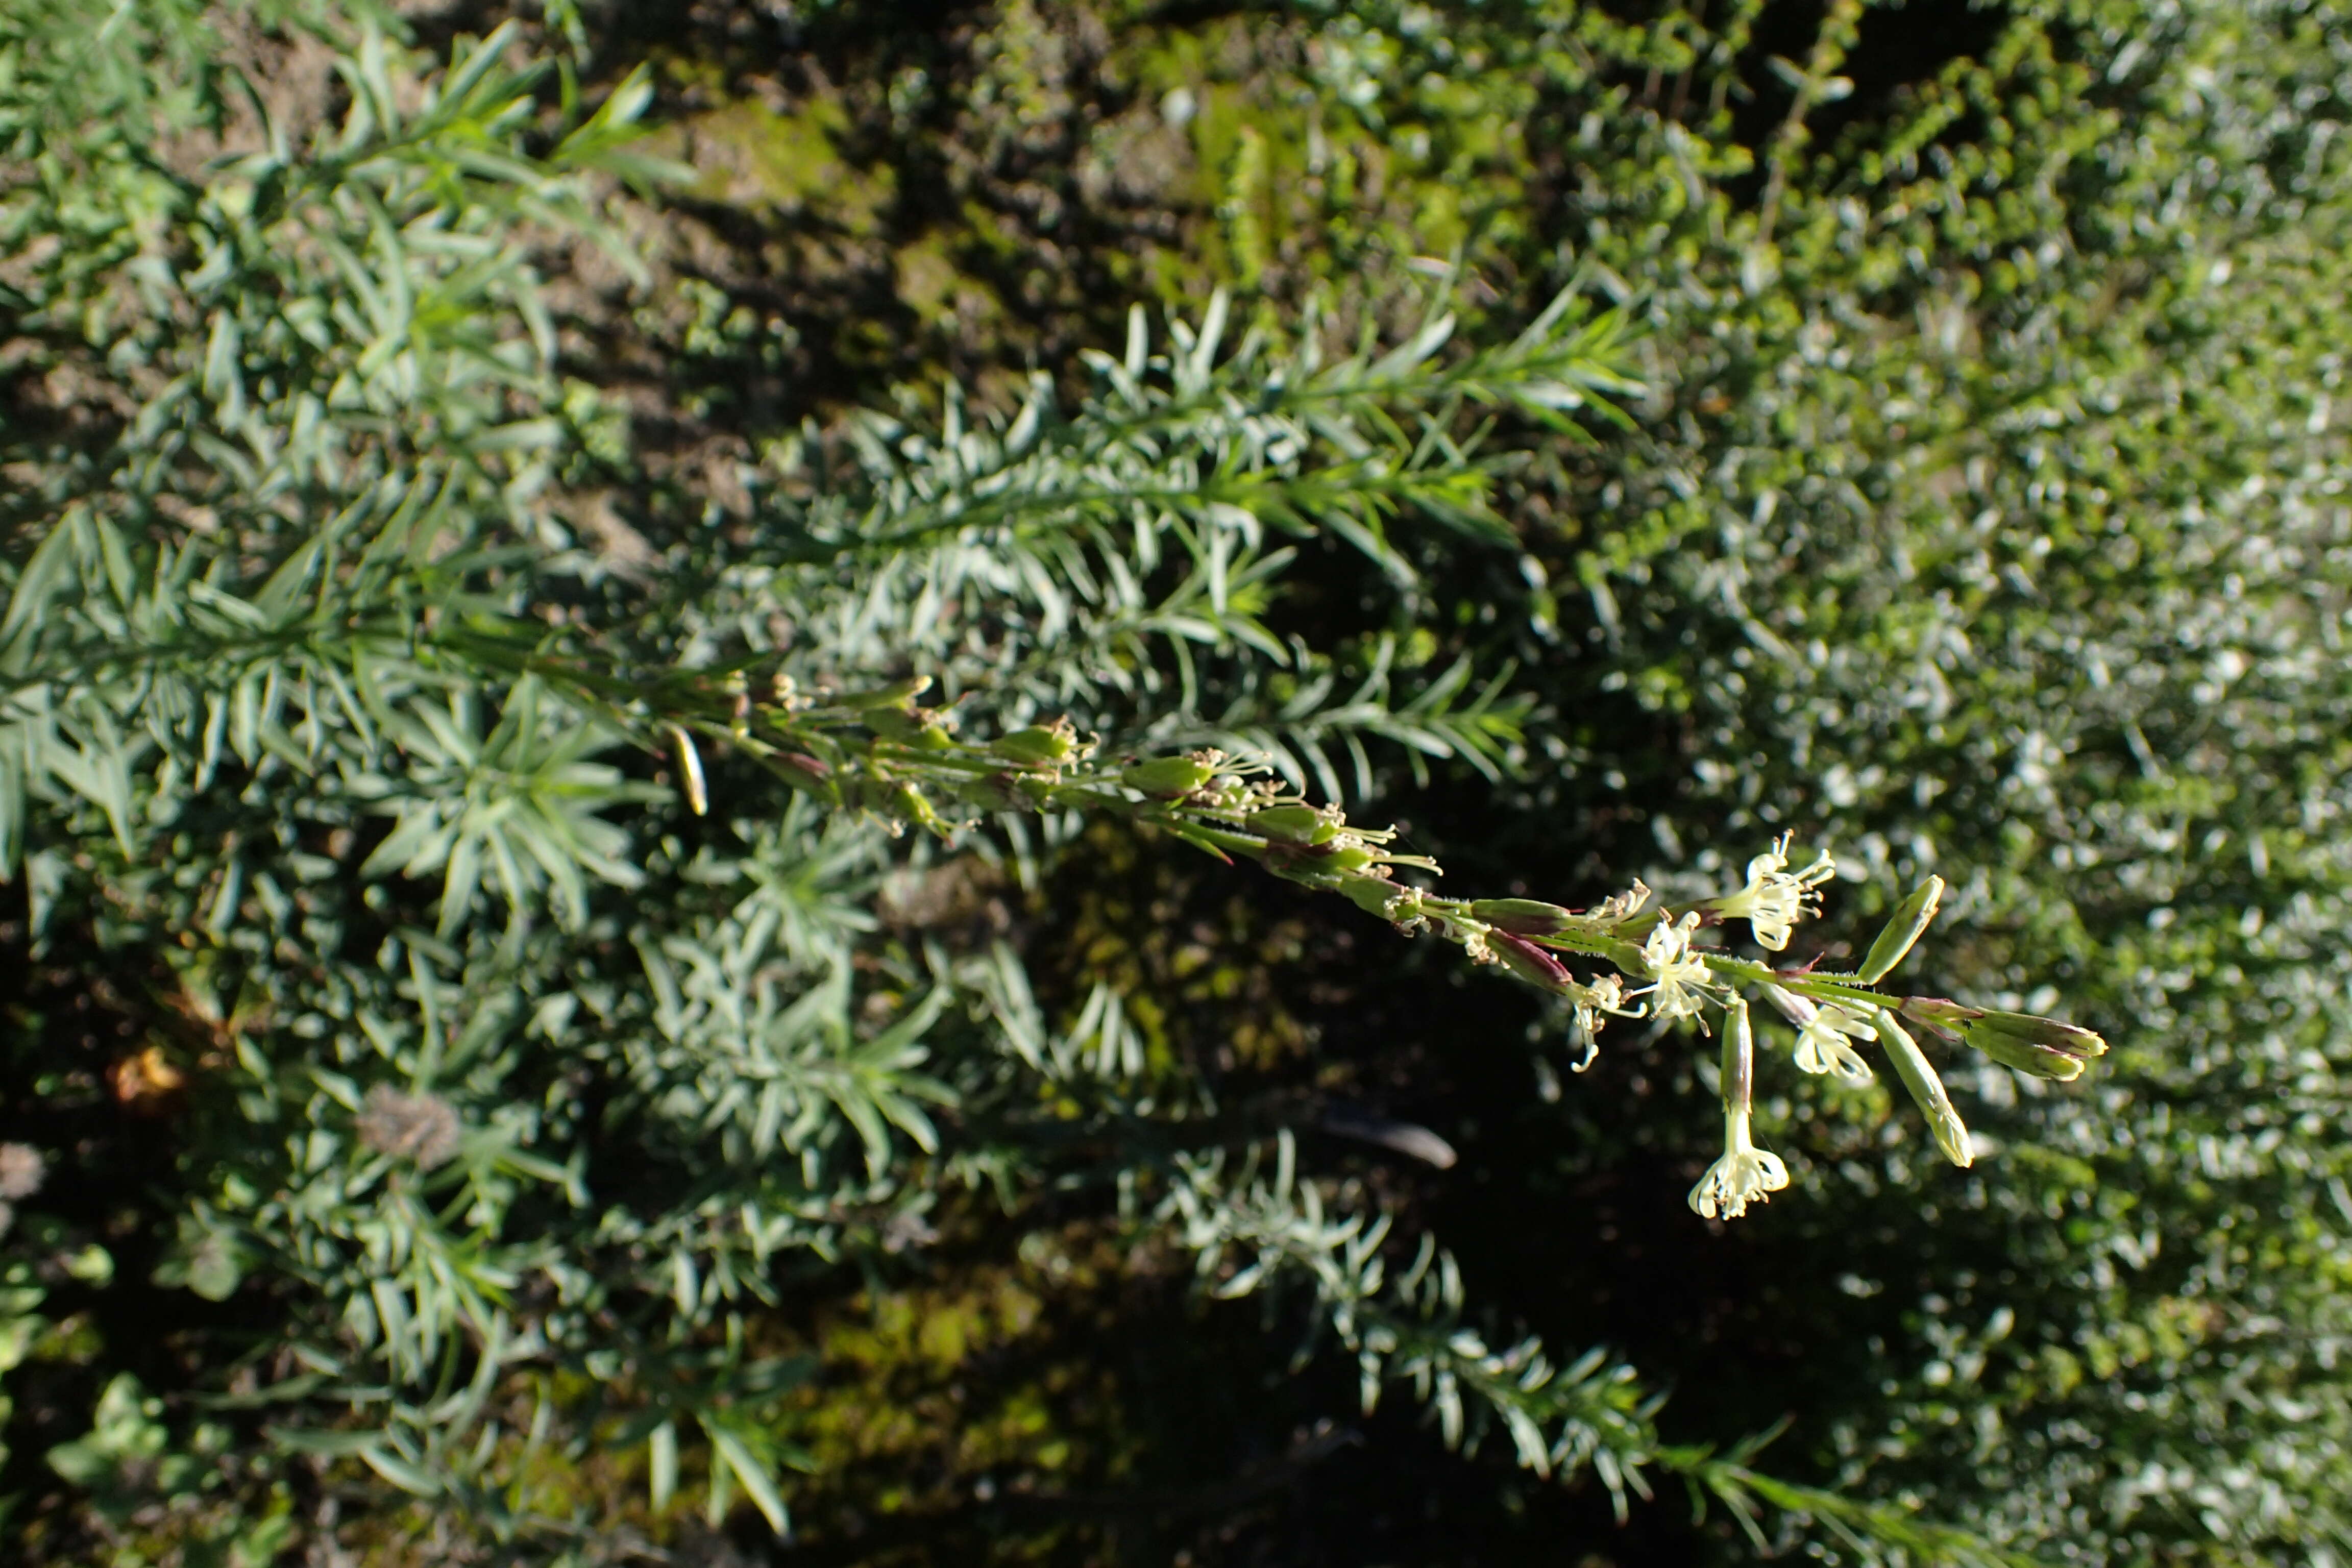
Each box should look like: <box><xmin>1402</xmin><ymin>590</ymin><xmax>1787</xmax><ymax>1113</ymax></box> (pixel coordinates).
<box><xmin>4</xmin><ymin>0</ymin><xmax>2351</xmax><ymax>1563</ymax></box>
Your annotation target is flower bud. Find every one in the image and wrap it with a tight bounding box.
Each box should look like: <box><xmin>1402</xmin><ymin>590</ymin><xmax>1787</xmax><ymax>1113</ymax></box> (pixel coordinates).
<box><xmin>1468</xmin><ymin>898</ymin><xmax>1577</xmax><ymax>936</ymax></box>
<box><xmin>1315</xmin><ymin>840</ymin><xmax>1378</xmax><ymax>873</ymax></box>
<box><xmin>1896</xmin><ymin>995</ymin><xmax>1977</xmax><ymax>1035</ymax></box>
<box><xmin>839</xmin><ymin>675</ymin><xmax>934</xmax><ymax>710</ymax></box>
<box><xmin>1964</xmin><ymin>1032</ymin><xmax>2081</xmax><ymax>1081</ymax></box>
<box><xmin>774</xmin><ymin>752</ymin><xmax>834</xmax><ymax>795</ymax></box>
<box><xmin>992</xmin><ymin>721</ymin><xmax>1077</xmax><ymax>768</ymax></box>
<box><xmin>1123</xmin><ymin>755</ymin><xmax>1219</xmax><ymax>796</ymax></box>
<box><xmin>1856</xmin><ymin>874</ymin><xmax>1944</xmax><ymax>984</ymax></box>
<box><xmin>1247</xmin><ymin>803</ymin><xmax>1340</xmax><ymax>846</ymax></box>
<box><xmin>1339</xmin><ymin>874</ymin><xmax>1404</xmax><ymax>918</ymax></box>
<box><xmin>1964</xmin><ymin>1010</ymin><xmax>2108</xmax><ymax>1082</ymax></box>
<box><xmin>668</xmin><ymin>724</ymin><xmax>708</xmax><ymax>817</ymax></box>
<box><xmin>1489</xmin><ymin>930</ymin><xmax>1572</xmax><ymax>994</ymax></box>
<box><xmin>865</xmin><ymin>706</ymin><xmax>953</xmax><ymax>748</ymax></box>
<box><xmin>1876</xmin><ymin>1010</ymin><xmax>1972</xmax><ymax>1168</ymax></box>
<box><xmin>889</xmin><ymin>782</ymin><xmax>945</xmax><ymax>834</ymax></box>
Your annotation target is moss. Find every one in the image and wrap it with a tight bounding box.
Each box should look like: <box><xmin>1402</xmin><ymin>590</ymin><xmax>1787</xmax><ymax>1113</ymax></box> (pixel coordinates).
<box><xmin>678</xmin><ymin>93</ymin><xmax>896</xmax><ymax>236</ymax></box>
<box><xmin>774</xmin><ymin>1228</ymin><xmax>1139</xmax><ymax>1559</ymax></box>
<box><xmin>891</xmin><ymin>238</ymin><xmax>967</xmax><ymax>327</ymax></box>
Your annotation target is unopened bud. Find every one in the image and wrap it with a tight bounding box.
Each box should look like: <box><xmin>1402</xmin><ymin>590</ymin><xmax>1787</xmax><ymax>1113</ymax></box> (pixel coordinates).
<box><xmin>1856</xmin><ymin>874</ymin><xmax>1944</xmax><ymax>984</ymax></box>
<box><xmin>1248</xmin><ymin>803</ymin><xmax>1340</xmax><ymax>846</ymax></box>
<box><xmin>866</xmin><ymin>706</ymin><xmax>953</xmax><ymax>748</ymax></box>
<box><xmin>775</xmin><ymin>752</ymin><xmax>834</xmax><ymax>795</ymax></box>
<box><xmin>1876</xmin><ymin>1010</ymin><xmax>1972</xmax><ymax>1168</ymax></box>
<box><xmin>1489</xmin><ymin>930</ymin><xmax>1572</xmax><ymax>993</ymax></box>
<box><xmin>1123</xmin><ymin>755</ymin><xmax>1219</xmax><ymax>796</ymax></box>
<box><xmin>887</xmin><ymin>782</ymin><xmax>948</xmax><ymax>835</ymax></box>
<box><xmin>1340</xmin><ymin>874</ymin><xmax>1422</xmax><ymax>924</ymax></box>
<box><xmin>1469</xmin><ymin>898</ymin><xmax>1577</xmax><ymax>936</ymax></box>
<box><xmin>992</xmin><ymin>720</ymin><xmax>1077</xmax><ymax>768</ymax></box>
<box><xmin>668</xmin><ymin>725</ymin><xmax>708</xmax><ymax>817</ymax></box>
<box><xmin>1339</xmin><ymin>874</ymin><xmax>1400</xmax><ymax>917</ymax></box>
<box><xmin>1965</xmin><ymin>1032</ymin><xmax>2081</xmax><ymax>1081</ymax></box>
<box><xmin>840</xmin><ymin>675</ymin><xmax>933</xmax><ymax>710</ymax></box>
<box><xmin>1965</xmin><ymin>1009</ymin><xmax>2108</xmax><ymax>1082</ymax></box>
<box><xmin>1897</xmin><ymin>995</ymin><xmax>1976</xmax><ymax>1036</ymax></box>
<box><xmin>1315</xmin><ymin>840</ymin><xmax>1377</xmax><ymax>873</ymax></box>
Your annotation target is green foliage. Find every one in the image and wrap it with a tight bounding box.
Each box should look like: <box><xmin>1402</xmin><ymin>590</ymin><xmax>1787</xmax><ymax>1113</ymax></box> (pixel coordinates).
<box><xmin>1</xmin><ymin>10</ymin><xmax>1812</xmax><ymax>1560</ymax></box>
<box><xmin>7</xmin><ymin>0</ymin><xmax>2350</xmax><ymax>1564</ymax></box>
<box><xmin>1179</xmin><ymin>0</ymin><xmax>2352</xmax><ymax>1559</ymax></box>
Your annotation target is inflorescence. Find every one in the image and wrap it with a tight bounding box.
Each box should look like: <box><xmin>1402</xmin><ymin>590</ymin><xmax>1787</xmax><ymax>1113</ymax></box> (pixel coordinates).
<box><xmin>627</xmin><ymin>672</ymin><xmax>2108</xmax><ymax>1224</ymax></box>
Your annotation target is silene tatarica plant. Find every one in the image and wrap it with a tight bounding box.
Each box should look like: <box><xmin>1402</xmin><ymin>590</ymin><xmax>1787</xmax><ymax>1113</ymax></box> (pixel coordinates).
<box><xmin>662</xmin><ymin>693</ymin><xmax>2102</xmax><ymax>1228</ymax></box>
<box><xmin>0</xmin><ymin>7</ymin><xmax>2099</xmax><ymax>1561</ymax></box>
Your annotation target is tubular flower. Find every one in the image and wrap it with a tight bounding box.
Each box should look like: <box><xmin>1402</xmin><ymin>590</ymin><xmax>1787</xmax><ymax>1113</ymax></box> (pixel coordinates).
<box><xmin>1762</xmin><ymin>984</ymin><xmax>1878</xmax><ymax>1086</ymax></box>
<box><xmin>1795</xmin><ymin>1006</ymin><xmax>1878</xmax><ymax>1084</ymax></box>
<box><xmin>1688</xmin><ymin>1120</ymin><xmax>1791</xmax><ymax>1220</ymax></box>
<box><xmin>1717</xmin><ymin>834</ymin><xmax>1837</xmax><ymax>950</ymax></box>
<box><xmin>1632</xmin><ymin>911</ymin><xmax>1717</xmax><ymax>1025</ymax></box>
<box><xmin>1591</xmin><ymin>879</ymin><xmax>1654</xmax><ymax>924</ymax></box>
<box><xmin>1688</xmin><ymin>997</ymin><xmax>1790</xmax><ymax>1220</ymax></box>
<box><xmin>1564</xmin><ymin>973</ymin><xmax>1640</xmax><ymax>1072</ymax></box>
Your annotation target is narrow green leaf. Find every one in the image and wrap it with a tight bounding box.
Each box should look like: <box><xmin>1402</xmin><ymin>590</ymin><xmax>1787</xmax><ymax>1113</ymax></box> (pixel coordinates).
<box><xmin>649</xmin><ymin>1420</ymin><xmax>678</xmax><ymax>1511</ymax></box>
<box><xmin>706</xmin><ymin>1425</ymin><xmax>789</xmax><ymax>1536</ymax></box>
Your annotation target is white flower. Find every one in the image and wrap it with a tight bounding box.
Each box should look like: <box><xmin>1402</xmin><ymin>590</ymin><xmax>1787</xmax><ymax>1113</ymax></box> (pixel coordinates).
<box><xmin>1591</xmin><ymin>879</ymin><xmax>1653</xmax><ymax>924</ymax></box>
<box><xmin>1763</xmin><ymin>984</ymin><xmax>1877</xmax><ymax>1085</ymax></box>
<box><xmin>1718</xmin><ymin>833</ymin><xmax>1837</xmax><ymax>951</ymax></box>
<box><xmin>1687</xmin><ymin>1109</ymin><xmax>1790</xmax><ymax>1220</ymax></box>
<box><xmin>1564</xmin><ymin>973</ymin><xmax>1640</xmax><ymax>1072</ymax></box>
<box><xmin>1631</xmin><ymin>911</ymin><xmax>1717</xmax><ymax>1025</ymax></box>
<box><xmin>1794</xmin><ymin>1004</ymin><xmax>1878</xmax><ymax>1084</ymax></box>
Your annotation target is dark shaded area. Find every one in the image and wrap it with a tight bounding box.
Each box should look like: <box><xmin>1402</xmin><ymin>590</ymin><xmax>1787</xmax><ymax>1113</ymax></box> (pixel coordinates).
<box><xmin>1724</xmin><ymin>0</ymin><xmax>2010</xmax><ymax>163</ymax></box>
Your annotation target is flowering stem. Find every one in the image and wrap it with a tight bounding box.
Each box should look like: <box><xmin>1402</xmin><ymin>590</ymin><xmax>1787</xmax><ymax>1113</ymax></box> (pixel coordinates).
<box><xmin>473</xmin><ymin>656</ymin><xmax>2071</xmax><ymax>1213</ymax></box>
<box><xmin>1700</xmin><ymin>955</ymin><xmax>1892</xmax><ymax>1009</ymax></box>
